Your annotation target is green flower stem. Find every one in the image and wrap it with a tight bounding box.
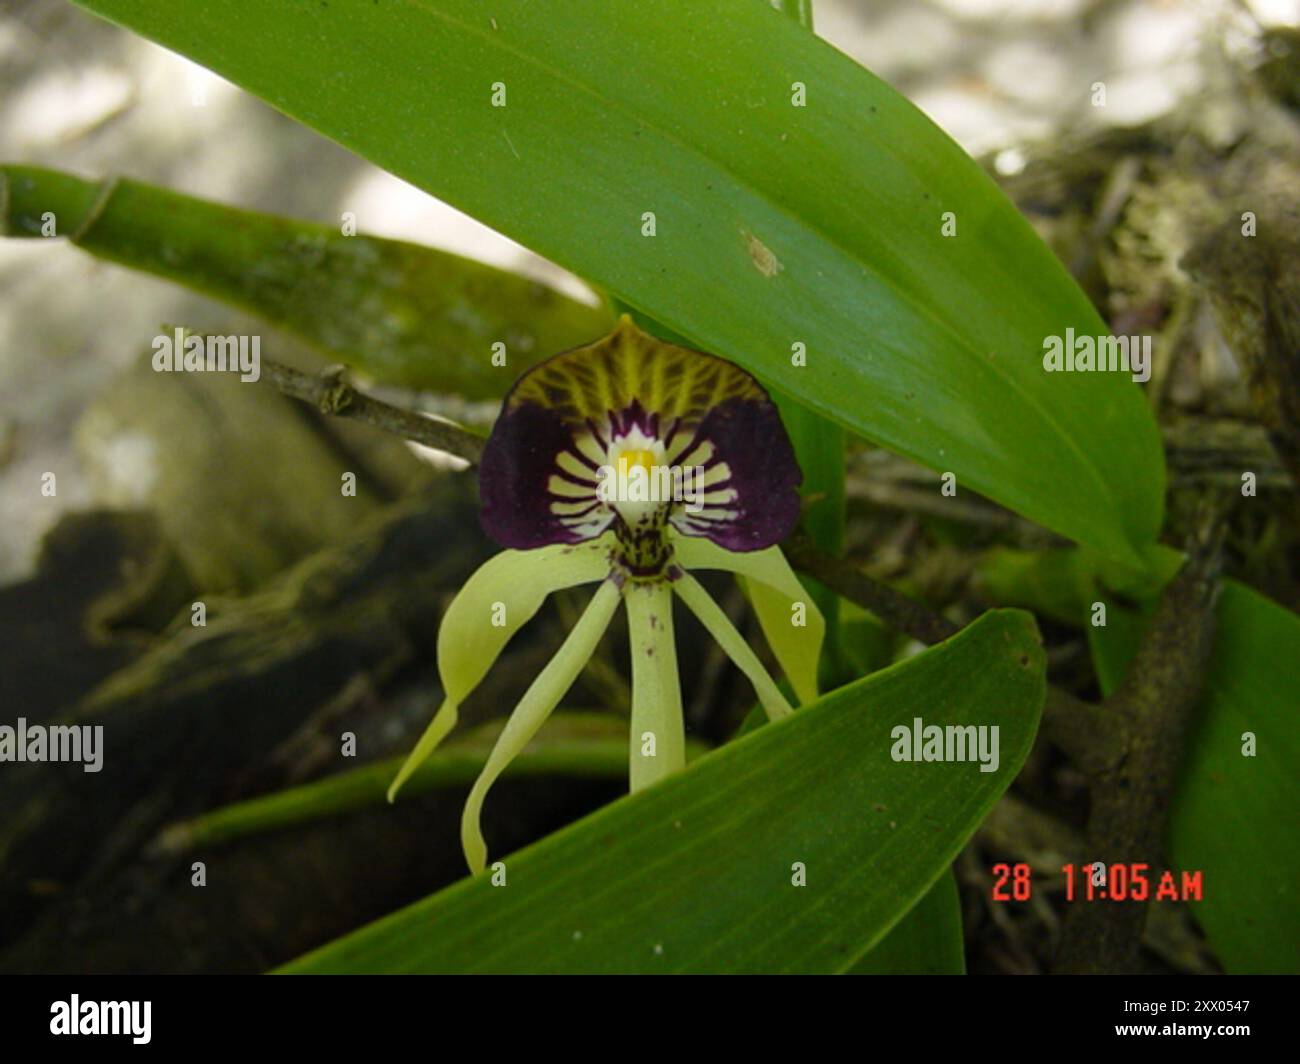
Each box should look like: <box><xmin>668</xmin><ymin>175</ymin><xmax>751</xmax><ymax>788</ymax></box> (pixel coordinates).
<box><xmin>0</xmin><ymin>164</ymin><xmax>610</xmax><ymax>396</ymax></box>
<box><xmin>626</xmin><ymin>580</ymin><xmax>686</xmax><ymax>792</ymax></box>
<box><xmin>156</xmin><ymin>714</ymin><xmax>642</xmax><ymax>853</ymax></box>
<box><xmin>462</xmin><ymin>579</ymin><xmax>622</xmax><ymax>873</ymax></box>
<box><xmin>673</xmin><ymin>573</ymin><xmax>793</xmax><ymax>721</ymax></box>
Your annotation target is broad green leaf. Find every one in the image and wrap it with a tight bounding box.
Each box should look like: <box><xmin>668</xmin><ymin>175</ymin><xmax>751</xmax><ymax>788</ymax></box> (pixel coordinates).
<box><xmin>71</xmin><ymin>0</ymin><xmax>1163</xmax><ymax>567</ymax></box>
<box><xmin>279</xmin><ymin>609</ymin><xmax>1043</xmax><ymax>973</ymax></box>
<box><xmin>772</xmin><ymin>0</ymin><xmax>816</xmax><ymax>27</ymax></box>
<box><xmin>0</xmin><ymin>164</ymin><xmax>611</xmax><ymax>395</ymax></box>
<box><xmin>976</xmin><ymin>545</ymin><xmax>1300</xmax><ymax>973</ymax></box>
<box><xmin>848</xmin><ymin>867</ymin><xmax>965</xmax><ymax>974</ymax></box>
<box><xmin>1161</xmin><ymin>581</ymin><xmax>1300</xmax><ymax>974</ymax></box>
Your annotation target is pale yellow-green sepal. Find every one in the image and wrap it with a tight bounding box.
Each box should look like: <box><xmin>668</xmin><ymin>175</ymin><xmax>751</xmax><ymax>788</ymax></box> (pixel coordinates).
<box><xmin>625</xmin><ymin>580</ymin><xmax>685</xmax><ymax>792</ymax></box>
<box><xmin>386</xmin><ymin>697</ymin><xmax>459</xmax><ymax>804</ymax></box>
<box><xmin>672</xmin><ymin>572</ymin><xmax>793</xmax><ymax>722</ymax></box>
<box><xmin>388</xmin><ymin>536</ymin><xmax>612</xmax><ymax>802</ymax></box>
<box><xmin>673</xmin><ymin>536</ymin><xmax>824</xmax><ymax>705</ymax></box>
<box><xmin>462</xmin><ymin>579</ymin><xmax>623</xmax><ymax>873</ymax></box>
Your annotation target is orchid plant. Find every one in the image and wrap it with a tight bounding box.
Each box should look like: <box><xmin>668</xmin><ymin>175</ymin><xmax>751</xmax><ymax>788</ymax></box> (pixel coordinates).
<box><xmin>4</xmin><ymin>0</ymin><xmax>1288</xmax><ymax>979</ymax></box>
<box><xmin>389</xmin><ymin>317</ymin><xmax>824</xmax><ymax>873</ymax></box>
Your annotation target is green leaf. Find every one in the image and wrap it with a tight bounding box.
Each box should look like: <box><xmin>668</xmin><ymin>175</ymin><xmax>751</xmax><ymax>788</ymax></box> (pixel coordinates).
<box><xmin>848</xmin><ymin>867</ymin><xmax>965</xmax><ymax>974</ymax></box>
<box><xmin>975</xmin><ymin>545</ymin><xmax>1300</xmax><ymax>973</ymax></box>
<box><xmin>0</xmin><ymin>164</ymin><xmax>611</xmax><ymax>395</ymax></box>
<box><xmin>70</xmin><ymin>0</ymin><xmax>1163</xmax><ymax>566</ymax></box>
<box><xmin>279</xmin><ymin>609</ymin><xmax>1043</xmax><ymax>973</ymax></box>
<box><xmin>1163</xmin><ymin>582</ymin><xmax>1300</xmax><ymax>974</ymax></box>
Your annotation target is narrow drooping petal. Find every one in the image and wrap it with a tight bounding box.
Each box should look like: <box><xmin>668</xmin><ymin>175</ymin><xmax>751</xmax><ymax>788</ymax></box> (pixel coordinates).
<box><xmin>673</xmin><ymin>573</ymin><xmax>794</xmax><ymax>722</ymax></box>
<box><xmin>462</xmin><ymin>580</ymin><xmax>623</xmax><ymax>873</ymax></box>
<box><xmin>625</xmin><ymin>581</ymin><xmax>685</xmax><ymax>791</ymax></box>
<box><xmin>674</xmin><ymin>536</ymin><xmax>825</xmax><ymax>705</ymax></box>
<box><xmin>477</xmin><ymin>316</ymin><xmax>802</xmax><ymax>577</ymax></box>
<box><xmin>388</xmin><ymin>537</ymin><xmax>613</xmax><ymax>802</ymax></box>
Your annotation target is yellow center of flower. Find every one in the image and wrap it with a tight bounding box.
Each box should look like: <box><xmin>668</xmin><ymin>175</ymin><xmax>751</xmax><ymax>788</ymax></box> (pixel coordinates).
<box><xmin>606</xmin><ymin>446</ymin><xmax>674</xmax><ymax>580</ymax></box>
<box><xmin>616</xmin><ymin>448</ymin><xmax>657</xmax><ymax>476</ymax></box>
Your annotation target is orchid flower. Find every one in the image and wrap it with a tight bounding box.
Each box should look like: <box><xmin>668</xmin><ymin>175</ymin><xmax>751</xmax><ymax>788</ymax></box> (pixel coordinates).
<box><xmin>389</xmin><ymin>316</ymin><xmax>824</xmax><ymax>873</ymax></box>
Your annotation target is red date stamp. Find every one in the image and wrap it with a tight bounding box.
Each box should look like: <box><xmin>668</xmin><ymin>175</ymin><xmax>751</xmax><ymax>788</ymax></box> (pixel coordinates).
<box><xmin>990</xmin><ymin>862</ymin><xmax>1204</xmax><ymax>902</ymax></box>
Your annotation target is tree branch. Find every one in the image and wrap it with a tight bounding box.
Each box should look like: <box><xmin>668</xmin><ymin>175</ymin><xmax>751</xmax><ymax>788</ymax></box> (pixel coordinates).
<box><xmin>258</xmin><ymin>358</ymin><xmax>486</xmax><ymax>465</ymax></box>
<box><xmin>1054</xmin><ymin>521</ymin><xmax>1222</xmax><ymax>973</ymax></box>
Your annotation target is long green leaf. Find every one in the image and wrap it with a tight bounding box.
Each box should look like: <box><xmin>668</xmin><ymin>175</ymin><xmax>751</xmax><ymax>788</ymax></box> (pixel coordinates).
<box><xmin>279</xmin><ymin>609</ymin><xmax>1043</xmax><ymax>973</ymax></box>
<box><xmin>0</xmin><ymin>164</ymin><xmax>610</xmax><ymax>395</ymax></box>
<box><xmin>70</xmin><ymin>0</ymin><xmax>1163</xmax><ymax>566</ymax></box>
